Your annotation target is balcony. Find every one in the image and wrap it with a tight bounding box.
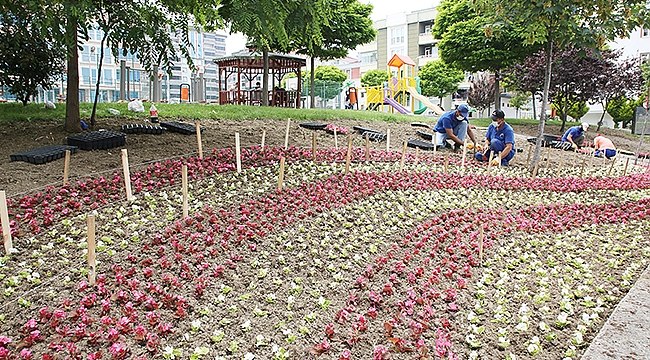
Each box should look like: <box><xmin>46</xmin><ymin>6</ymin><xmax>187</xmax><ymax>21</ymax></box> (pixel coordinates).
<box><xmin>418</xmin><ymin>32</ymin><xmax>435</xmax><ymax>45</ymax></box>
<box><xmin>417</xmin><ymin>53</ymin><xmax>438</xmax><ymax>67</ymax></box>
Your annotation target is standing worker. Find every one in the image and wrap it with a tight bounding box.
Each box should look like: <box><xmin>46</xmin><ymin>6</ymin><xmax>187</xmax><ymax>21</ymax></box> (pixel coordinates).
<box><xmin>593</xmin><ymin>134</ymin><xmax>617</xmax><ymax>159</ymax></box>
<box><xmin>433</xmin><ymin>104</ymin><xmax>477</xmax><ymax>151</ymax></box>
<box><xmin>474</xmin><ymin>109</ymin><xmax>516</xmax><ymax>166</ymax></box>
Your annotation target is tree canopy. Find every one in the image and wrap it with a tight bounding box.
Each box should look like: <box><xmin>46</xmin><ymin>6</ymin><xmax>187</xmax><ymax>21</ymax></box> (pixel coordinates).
<box><xmin>474</xmin><ymin>0</ymin><xmax>650</xmax><ymax>169</ymax></box>
<box><xmin>0</xmin><ymin>8</ymin><xmax>65</xmax><ymax>105</ymax></box>
<box><xmin>435</xmin><ymin>0</ymin><xmax>536</xmax><ymax>110</ymax></box>
<box><xmin>361</xmin><ymin>70</ymin><xmax>389</xmax><ymax>87</ymax></box>
<box><xmin>418</xmin><ymin>60</ymin><xmax>464</xmax><ymax>104</ymax></box>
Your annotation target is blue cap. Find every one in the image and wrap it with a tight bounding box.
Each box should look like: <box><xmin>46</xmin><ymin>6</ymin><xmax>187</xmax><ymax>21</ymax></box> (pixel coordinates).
<box><xmin>457</xmin><ymin>104</ymin><xmax>469</xmax><ymax>118</ymax></box>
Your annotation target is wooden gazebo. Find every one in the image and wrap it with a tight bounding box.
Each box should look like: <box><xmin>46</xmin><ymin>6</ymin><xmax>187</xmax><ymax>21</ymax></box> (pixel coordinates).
<box><xmin>214</xmin><ymin>49</ymin><xmax>306</xmax><ymax>108</ymax></box>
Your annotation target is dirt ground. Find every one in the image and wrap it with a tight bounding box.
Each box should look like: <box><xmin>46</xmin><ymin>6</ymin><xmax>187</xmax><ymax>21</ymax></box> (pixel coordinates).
<box><xmin>1</xmin><ymin>117</ymin><xmax>649</xmax><ymax>197</ymax></box>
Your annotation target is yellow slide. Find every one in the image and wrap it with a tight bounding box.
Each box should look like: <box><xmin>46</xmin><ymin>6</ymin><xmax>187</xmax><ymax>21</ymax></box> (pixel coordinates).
<box><xmin>407</xmin><ymin>86</ymin><xmax>444</xmax><ymax>116</ymax></box>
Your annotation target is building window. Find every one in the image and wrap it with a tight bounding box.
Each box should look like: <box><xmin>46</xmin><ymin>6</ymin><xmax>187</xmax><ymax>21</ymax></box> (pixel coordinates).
<box><xmin>643</xmin><ymin>28</ymin><xmax>650</xmax><ymax>38</ymax></box>
<box><xmin>423</xmin><ymin>24</ymin><xmax>432</xmax><ymax>34</ymax></box>
<box><xmin>641</xmin><ymin>52</ymin><xmax>650</xmax><ymax>62</ymax></box>
<box><xmin>390</xmin><ymin>27</ymin><xmax>405</xmax><ymax>45</ymax></box>
<box><xmin>360</xmin><ymin>51</ymin><xmax>377</xmax><ymax>65</ymax></box>
<box><xmin>424</xmin><ymin>47</ymin><xmax>431</xmax><ymax>56</ymax></box>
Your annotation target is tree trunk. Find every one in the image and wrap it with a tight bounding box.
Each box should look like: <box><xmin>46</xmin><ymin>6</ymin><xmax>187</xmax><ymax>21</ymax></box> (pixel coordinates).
<box><xmin>559</xmin><ymin>85</ymin><xmax>568</xmax><ymax>132</ymax></box>
<box><xmin>494</xmin><ymin>70</ymin><xmax>501</xmax><ymax>110</ymax></box>
<box><xmin>596</xmin><ymin>100</ymin><xmax>607</xmax><ymax>131</ymax></box>
<box><xmin>262</xmin><ymin>47</ymin><xmax>269</xmax><ymax>106</ymax></box>
<box><xmin>64</xmin><ymin>11</ymin><xmax>81</xmax><ymax>133</ymax></box>
<box><xmin>90</xmin><ymin>33</ymin><xmax>108</xmax><ymax>127</ymax></box>
<box><xmin>531</xmin><ymin>39</ymin><xmax>553</xmax><ymax>171</ymax></box>
<box><xmin>310</xmin><ymin>56</ymin><xmax>315</xmax><ymax>109</ymax></box>
<box><xmin>532</xmin><ymin>92</ymin><xmax>537</xmax><ymax>121</ymax></box>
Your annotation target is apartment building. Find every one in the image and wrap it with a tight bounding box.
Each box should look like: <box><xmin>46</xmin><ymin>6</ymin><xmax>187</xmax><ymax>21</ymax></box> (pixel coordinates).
<box><xmin>38</xmin><ymin>27</ymin><xmax>227</xmax><ymax>103</ymax></box>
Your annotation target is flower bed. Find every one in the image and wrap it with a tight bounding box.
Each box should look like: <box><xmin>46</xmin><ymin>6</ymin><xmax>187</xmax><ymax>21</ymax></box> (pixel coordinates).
<box><xmin>0</xmin><ymin>146</ymin><xmax>648</xmax><ymax>359</ymax></box>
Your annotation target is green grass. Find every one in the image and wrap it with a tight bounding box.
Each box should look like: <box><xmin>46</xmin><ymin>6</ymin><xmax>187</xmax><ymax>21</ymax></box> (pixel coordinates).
<box><xmin>471</xmin><ymin>117</ymin><xmax>579</xmax><ymax>128</ymax></box>
<box><xmin>0</xmin><ymin>102</ymin><xmax>417</xmax><ymax>124</ymax></box>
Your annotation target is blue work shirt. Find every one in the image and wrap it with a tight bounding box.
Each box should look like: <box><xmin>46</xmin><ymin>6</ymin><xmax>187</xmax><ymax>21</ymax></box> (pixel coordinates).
<box><xmin>561</xmin><ymin>126</ymin><xmax>584</xmax><ymax>142</ymax></box>
<box><xmin>486</xmin><ymin>123</ymin><xmax>515</xmax><ymax>146</ymax></box>
<box><xmin>434</xmin><ymin>110</ymin><xmax>465</xmax><ymax>134</ymax></box>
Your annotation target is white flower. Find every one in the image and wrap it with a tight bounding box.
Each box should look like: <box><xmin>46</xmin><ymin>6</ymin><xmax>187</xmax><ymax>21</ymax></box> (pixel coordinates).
<box><xmin>538</xmin><ymin>322</ymin><xmax>550</xmax><ymax>332</ymax></box>
<box><xmin>241</xmin><ymin>320</ymin><xmax>251</xmax><ymax>331</ymax></box>
<box><xmin>515</xmin><ymin>322</ymin><xmax>528</xmax><ymax>332</ymax></box>
<box><xmin>244</xmin><ymin>353</ymin><xmax>255</xmax><ymax>360</ymax></box>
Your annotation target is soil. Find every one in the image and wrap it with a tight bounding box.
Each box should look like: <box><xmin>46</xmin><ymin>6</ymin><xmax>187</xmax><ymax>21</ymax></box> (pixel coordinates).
<box><xmin>1</xmin><ymin>117</ymin><xmax>649</xmax><ymax>197</ymax></box>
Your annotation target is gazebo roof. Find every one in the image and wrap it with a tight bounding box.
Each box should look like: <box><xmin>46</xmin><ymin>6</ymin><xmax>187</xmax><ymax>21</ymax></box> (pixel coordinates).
<box><xmin>214</xmin><ymin>49</ymin><xmax>306</xmax><ymax>71</ymax></box>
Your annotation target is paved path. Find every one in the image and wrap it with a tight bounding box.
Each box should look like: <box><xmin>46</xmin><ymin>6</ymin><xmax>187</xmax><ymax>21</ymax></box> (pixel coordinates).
<box><xmin>581</xmin><ymin>265</ymin><xmax>650</xmax><ymax>359</ymax></box>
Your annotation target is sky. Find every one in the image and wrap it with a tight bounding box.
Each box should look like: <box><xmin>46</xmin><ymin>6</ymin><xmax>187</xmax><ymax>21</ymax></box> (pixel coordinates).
<box><xmin>224</xmin><ymin>0</ymin><xmax>430</xmax><ymax>55</ymax></box>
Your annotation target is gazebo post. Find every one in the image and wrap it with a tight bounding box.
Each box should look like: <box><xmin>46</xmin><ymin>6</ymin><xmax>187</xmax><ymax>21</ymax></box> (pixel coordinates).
<box><xmin>296</xmin><ymin>64</ymin><xmax>302</xmax><ymax>109</ymax></box>
<box><xmin>237</xmin><ymin>61</ymin><xmax>242</xmax><ymax>104</ymax></box>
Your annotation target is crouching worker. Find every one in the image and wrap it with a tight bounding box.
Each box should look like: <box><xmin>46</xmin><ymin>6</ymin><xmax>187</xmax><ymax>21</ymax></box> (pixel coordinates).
<box><xmin>557</xmin><ymin>122</ymin><xmax>589</xmax><ymax>150</ymax></box>
<box><xmin>593</xmin><ymin>134</ymin><xmax>617</xmax><ymax>159</ymax></box>
<box><xmin>474</xmin><ymin>109</ymin><xmax>516</xmax><ymax>166</ymax></box>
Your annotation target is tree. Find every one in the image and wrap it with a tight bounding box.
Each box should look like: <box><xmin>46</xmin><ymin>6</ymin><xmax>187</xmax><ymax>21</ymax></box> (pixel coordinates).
<box><xmin>552</xmin><ymin>100</ymin><xmax>589</xmax><ymax>121</ymax></box>
<box><xmin>508</xmin><ymin>47</ymin><xmax>627</xmax><ymax>132</ymax></box>
<box><xmin>467</xmin><ymin>73</ymin><xmax>495</xmax><ymax>115</ymax></box>
<box><xmin>418</xmin><ymin>60</ymin><xmax>464</xmax><ymax>105</ymax></box>
<box><xmin>607</xmin><ymin>96</ymin><xmax>642</xmax><ymax>128</ymax></box>
<box><xmin>509</xmin><ymin>91</ymin><xmax>531</xmax><ymax>118</ymax></box>
<box><xmin>314</xmin><ymin>66</ymin><xmax>347</xmax><ymax>83</ymax></box>
<box><xmin>593</xmin><ymin>56</ymin><xmax>643</xmax><ymax>131</ymax></box>
<box><xmin>0</xmin><ymin>9</ymin><xmax>65</xmax><ymax>105</ymax></box>
<box><xmin>1</xmin><ymin>0</ymin><xmax>224</xmax><ymax>131</ymax></box>
<box><xmin>474</xmin><ymin>0</ymin><xmax>649</xmax><ymax>170</ymax></box>
<box><xmin>435</xmin><ymin>0</ymin><xmax>536</xmax><ymax>111</ymax></box>
<box><xmin>361</xmin><ymin>69</ymin><xmax>389</xmax><ymax>87</ymax></box>
<box><xmin>284</xmin><ymin>0</ymin><xmax>374</xmax><ymax>108</ymax></box>
<box><xmin>220</xmin><ymin>0</ymin><xmax>311</xmax><ymax>107</ymax></box>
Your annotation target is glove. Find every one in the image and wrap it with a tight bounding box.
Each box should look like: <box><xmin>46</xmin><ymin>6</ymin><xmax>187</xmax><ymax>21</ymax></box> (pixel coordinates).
<box><xmin>571</xmin><ymin>143</ymin><xmax>577</xmax><ymax>150</ymax></box>
<box><xmin>475</xmin><ymin>145</ymin><xmax>483</xmax><ymax>151</ymax></box>
<box><xmin>490</xmin><ymin>157</ymin><xmax>500</xmax><ymax>166</ymax></box>
<box><xmin>466</xmin><ymin>143</ymin><xmax>474</xmax><ymax>150</ymax></box>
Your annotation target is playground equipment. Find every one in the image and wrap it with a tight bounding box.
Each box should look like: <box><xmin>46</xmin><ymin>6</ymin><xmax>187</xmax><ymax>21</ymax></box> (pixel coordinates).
<box><xmin>366</xmin><ymin>54</ymin><xmax>444</xmax><ymax>116</ymax></box>
<box><xmin>345</xmin><ymin>86</ymin><xmax>359</xmax><ymax>109</ymax></box>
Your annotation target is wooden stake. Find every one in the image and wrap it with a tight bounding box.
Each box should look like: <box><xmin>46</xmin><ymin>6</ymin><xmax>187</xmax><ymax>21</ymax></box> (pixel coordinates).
<box><xmin>312</xmin><ymin>132</ymin><xmax>317</xmax><ymax>162</ymax></box>
<box><xmin>414</xmin><ymin>148</ymin><xmax>420</xmax><ymax>164</ymax></box>
<box><xmin>87</xmin><ymin>214</ymin><xmax>97</xmax><ymax>286</ymax></box>
<box><xmin>235</xmin><ymin>132</ymin><xmax>242</xmax><ymax>173</ymax></box>
<box><xmin>182</xmin><ymin>165</ymin><xmax>188</xmax><ymax>218</ymax></box>
<box><xmin>195</xmin><ymin>121</ymin><xmax>203</xmax><ymax>159</ymax></box>
<box><xmin>277</xmin><ymin>157</ymin><xmax>286</xmax><ymax>191</ymax></box>
<box><xmin>364</xmin><ymin>133</ymin><xmax>370</xmax><ymax>162</ymax></box>
<box><xmin>623</xmin><ymin>157</ymin><xmax>630</xmax><ymax>176</ymax></box>
<box><xmin>63</xmin><ymin>150</ymin><xmax>71</xmax><ymax>186</ymax></box>
<box><xmin>487</xmin><ymin>150</ymin><xmax>495</xmax><ymax>172</ymax></box>
<box><xmin>479</xmin><ymin>225</ymin><xmax>484</xmax><ymax>266</ymax></box>
<box><xmin>607</xmin><ymin>158</ymin><xmax>616</xmax><ymax>177</ymax></box>
<box><xmin>284</xmin><ymin>119</ymin><xmax>291</xmax><ymax>149</ymax></box>
<box><xmin>121</xmin><ymin>149</ymin><xmax>134</xmax><ymax>201</ymax></box>
<box><xmin>399</xmin><ymin>141</ymin><xmax>407</xmax><ymax>171</ymax></box>
<box><xmin>544</xmin><ymin>146</ymin><xmax>551</xmax><ymax>169</ymax></box>
<box><xmin>345</xmin><ymin>135</ymin><xmax>353</xmax><ymax>175</ymax></box>
<box><xmin>579</xmin><ymin>152</ymin><xmax>587</xmax><ymax>178</ymax></box>
<box><xmin>557</xmin><ymin>152</ymin><xmax>565</xmax><ymax>174</ymax></box>
<box><xmin>386</xmin><ymin>128</ymin><xmax>391</xmax><ymax>152</ymax></box>
<box><xmin>461</xmin><ymin>138</ymin><xmax>468</xmax><ymax>171</ymax></box>
<box><xmin>261</xmin><ymin>130</ymin><xmax>266</xmax><ymax>150</ymax></box>
<box><xmin>0</xmin><ymin>191</ymin><xmax>12</xmax><ymax>255</ymax></box>
<box><xmin>526</xmin><ymin>143</ymin><xmax>533</xmax><ymax>168</ymax></box>
<box><xmin>532</xmin><ymin>163</ymin><xmax>540</xmax><ymax>177</ymax></box>
<box><xmin>334</xmin><ymin>128</ymin><xmax>338</xmax><ymax>149</ymax></box>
